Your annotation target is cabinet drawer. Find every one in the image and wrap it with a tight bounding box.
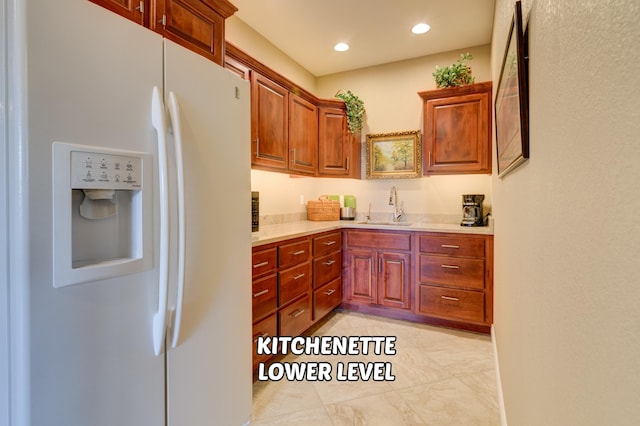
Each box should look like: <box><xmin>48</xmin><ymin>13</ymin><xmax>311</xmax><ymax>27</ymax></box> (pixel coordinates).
<box><xmin>252</xmin><ymin>247</ymin><xmax>277</xmax><ymax>277</ymax></box>
<box><xmin>346</xmin><ymin>231</ymin><xmax>411</xmax><ymax>251</ymax></box>
<box><xmin>419</xmin><ymin>255</ymin><xmax>485</xmax><ymax>290</ymax></box>
<box><xmin>279</xmin><ymin>262</ymin><xmax>311</xmax><ymax>306</ymax></box>
<box><xmin>278</xmin><ymin>238</ymin><xmax>311</xmax><ymax>268</ymax></box>
<box><xmin>313</xmin><ymin>251</ymin><xmax>342</xmax><ymax>288</ymax></box>
<box><xmin>418</xmin><ymin>285</ymin><xmax>485</xmax><ymax>323</ymax></box>
<box><xmin>279</xmin><ymin>296</ymin><xmax>312</xmax><ymax>336</ymax></box>
<box><xmin>252</xmin><ymin>314</ymin><xmax>278</xmax><ymax>370</ymax></box>
<box><xmin>313</xmin><ymin>232</ymin><xmax>342</xmax><ymax>256</ymax></box>
<box><xmin>419</xmin><ymin>234</ymin><xmax>485</xmax><ymax>258</ymax></box>
<box><xmin>252</xmin><ymin>274</ymin><xmax>277</xmax><ymax>321</ymax></box>
<box><xmin>313</xmin><ymin>278</ymin><xmax>342</xmax><ymax>321</ymax></box>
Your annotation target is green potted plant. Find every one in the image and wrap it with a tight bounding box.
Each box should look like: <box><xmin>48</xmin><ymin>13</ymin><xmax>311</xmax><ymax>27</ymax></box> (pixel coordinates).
<box><xmin>432</xmin><ymin>53</ymin><xmax>475</xmax><ymax>88</ymax></box>
<box><xmin>335</xmin><ymin>90</ymin><xmax>365</xmax><ymax>134</ymax></box>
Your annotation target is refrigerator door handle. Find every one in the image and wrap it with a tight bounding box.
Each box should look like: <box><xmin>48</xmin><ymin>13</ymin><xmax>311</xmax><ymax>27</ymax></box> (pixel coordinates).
<box><xmin>168</xmin><ymin>91</ymin><xmax>186</xmax><ymax>349</ymax></box>
<box><xmin>151</xmin><ymin>86</ymin><xmax>170</xmax><ymax>356</ymax></box>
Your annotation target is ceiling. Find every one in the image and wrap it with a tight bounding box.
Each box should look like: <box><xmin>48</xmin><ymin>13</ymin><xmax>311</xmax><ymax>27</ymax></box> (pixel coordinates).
<box><xmin>230</xmin><ymin>0</ymin><xmax>496</xmax><ymax>77</ymax></box>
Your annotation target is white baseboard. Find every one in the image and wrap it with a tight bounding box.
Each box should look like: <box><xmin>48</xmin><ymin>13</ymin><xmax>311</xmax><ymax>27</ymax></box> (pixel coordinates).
<box><xmin>491</xmin><ymin>325</ymin><xmax>508</xmax><ymax>426</ymax></box>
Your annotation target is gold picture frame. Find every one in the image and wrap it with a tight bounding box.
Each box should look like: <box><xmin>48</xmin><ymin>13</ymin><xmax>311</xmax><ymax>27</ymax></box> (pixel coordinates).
<box><xmin>365</xmin><ymin>130</ymin><xmax>422</xmax><ymax>179</ymax></box>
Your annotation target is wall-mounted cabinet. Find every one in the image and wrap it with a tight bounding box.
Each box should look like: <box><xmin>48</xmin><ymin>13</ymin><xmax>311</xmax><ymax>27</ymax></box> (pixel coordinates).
<box><xmin>225</xmin><ymin>43</ymin><xmax>361</xmax><ymax>179</ymax></box>
<box><xmin>250</xmin><ymin>71</ymin><xmax>289</xmax><ymax>171</ymax></box>
<box><xmin>288</xmin><ymin>94</ymin><xmax>318</xmax><ymax>175</ymax></box>
<box><xmin>317</xmin><ymin>102</ymin><xmax>361</xmax><ymax>179</ymax></box>
<box><xmin>418</xmin><ymin>81</ymin><xmax>492</xmax><ymax>175</ymax></box>
<box><xmin>89</xmin><ymin>0</ymin><xmax>236</xmax><ymax>66</ymax></box>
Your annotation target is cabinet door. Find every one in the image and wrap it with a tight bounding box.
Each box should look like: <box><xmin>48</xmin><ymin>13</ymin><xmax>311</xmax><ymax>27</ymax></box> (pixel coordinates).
<box><xmin>89</xmin><ymin>0</ymin><xmax>148</xmax><ymax>25</ymax></box>
<box><xmin>378</xmin><ymin>251</ymin><xmax>411</xmax><ymax>309</ymax></box>
<box><xmin>251</xmin><ymin>71</ymin><xmax>289</xmax><ymax>170</ymax></box>
<box><xmin>288</xmin><ymin>94</ymin><xmax>317</xmax><ymax>175</ymax></box>
<box><xmin>318</xmin><ymin>106</ymin><xmax>350</xmax><ymax>176</ymax></box>
<box><xmin>345</xmin><ymin>249</ymin><xmax>376</xmax><ymax>304</ymax></box>
<box><xmin>422</xmin><ymin>83</ymin><xmax>492</xmax><ymax>174</ymax></box>
<box><xmin>152</xmin><ymin>0</ymin><xmax>231</xmax><ymax>66</ymax></box>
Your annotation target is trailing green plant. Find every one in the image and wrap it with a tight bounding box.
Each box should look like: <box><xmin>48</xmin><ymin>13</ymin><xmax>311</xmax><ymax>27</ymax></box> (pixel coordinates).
<box><xmin>432</xmin><ymin>53</ymin><xmax>475</xmax><ymax>88</ymax></box>
<box><xmin>335</xmin><ymin>90</ymin><xmax>365</xmax><ymax>134</ymax></box>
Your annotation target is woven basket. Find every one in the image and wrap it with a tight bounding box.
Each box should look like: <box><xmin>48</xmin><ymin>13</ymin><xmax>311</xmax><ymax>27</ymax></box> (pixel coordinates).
<box><xmin>307</xmin><ymin>196</ymin><xmax>340</xmax><ymax>221</ymax></box>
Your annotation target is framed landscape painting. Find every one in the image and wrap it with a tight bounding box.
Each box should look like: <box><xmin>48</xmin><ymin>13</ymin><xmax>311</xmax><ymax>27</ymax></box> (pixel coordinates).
<box><xmin>365</xmin><ymin>130</ymin><xmax>422</xmax><ymax>179</ymax></box>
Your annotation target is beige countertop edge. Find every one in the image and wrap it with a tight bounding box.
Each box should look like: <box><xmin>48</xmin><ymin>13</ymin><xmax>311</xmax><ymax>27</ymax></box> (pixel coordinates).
<box><xmin>251</xmin><ymin>219</ymin><xmax>493</xmax><ymax>247</ymax></box>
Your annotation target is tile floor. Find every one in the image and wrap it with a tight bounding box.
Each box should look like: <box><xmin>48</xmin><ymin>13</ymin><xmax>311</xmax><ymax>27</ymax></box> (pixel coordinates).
<box><xmin>251</xmin><ymin>310</ymin><xmax>500</xmax><ymax>425</ymax></box>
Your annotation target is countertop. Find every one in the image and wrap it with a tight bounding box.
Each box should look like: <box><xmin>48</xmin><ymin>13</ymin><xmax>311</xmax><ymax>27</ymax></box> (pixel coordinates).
<box><xmin>251</xmin><ymin>218</ymin><xmax>493</xmax><ymax>247</ymax></box>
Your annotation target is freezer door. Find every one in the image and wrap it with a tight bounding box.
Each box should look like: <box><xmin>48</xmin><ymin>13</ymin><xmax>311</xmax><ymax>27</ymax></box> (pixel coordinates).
<box><xmin>163</xmin><ymin>39</ymin><xmax>252</xmax><ymax>426</ymax></box>
<box><xmin>23</xmin><ymin>0</ymin><xmax>165</xmax><ymax>424</ymax></box>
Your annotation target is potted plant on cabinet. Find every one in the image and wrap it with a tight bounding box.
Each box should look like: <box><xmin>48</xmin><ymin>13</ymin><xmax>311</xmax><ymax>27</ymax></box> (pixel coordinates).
<box><xmin>432</xmin><ymin>53</ymin><xmax>475</xmax><ymax>88</ymax></box>
<box><xmin>335</xmin><ymin>90</ymin><xmax>365</xmax><ymax>134</ymax></box>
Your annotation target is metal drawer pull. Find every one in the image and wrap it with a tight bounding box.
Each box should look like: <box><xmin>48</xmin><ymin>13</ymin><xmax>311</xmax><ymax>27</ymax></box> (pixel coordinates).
<box><xmin>253</xmin><ymin>332</ymin><xmax>269</xmax><ymax>343</ymax></box>
<box><xmin>253</xmin><ymin>261</ymin><xmax>269</xmax><ymax>269</ymax></box>
<box><xmin>291</xmin><ymin>309</ymin><xmax>305</xmax><ymax>318</ymax></box>
<box><xmin>293</xmin><ymin>273</ymin><xmax>305</xmax><ymax>280</ymax></box>
<box><xmin>325</xmin><ymin>289</ymin><xmax>336</xmax><ymax>296</ymax></box>
<box><xmin>292</xmin><ymin>250</ymin><xmax>305</xmax><ymax>256</ymax></box>
<box><xmin>441</xmin><ymin>244</ymin><xmax>460</xmax><ymax>249</ymax></box>
<box><xmin>252</xmin><ymin>289</ymin><xmax>269</xmax><ymax>298</ymax></box>
<box><xmin>323</xmin><ymin>260</ymin><xmax>336</xmax><ymax>266</ymax></box>
<box><xmin>441</xmin><ymin>296</ymin><xmax>460</xmax><ymax>302</ymax></box>
<box><xmin>441</xmin><ymin>264</ymin><xmax>460</xmax><ymax>269</ymax></box>
<box><xmin>323</xmin><ymin>241</ymin><xmax>336</xmax><ymax>246</ymax></box>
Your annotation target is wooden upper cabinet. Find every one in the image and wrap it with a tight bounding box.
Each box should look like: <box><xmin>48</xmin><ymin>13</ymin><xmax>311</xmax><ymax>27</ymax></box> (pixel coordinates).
<box><xmin>419</xmin><ymin>82</ymin><xmax>492</xmax><ymax>175</ymax></box>
<box><xmin>318</xmin><ymin>105</ymin><xmax>351</xmax><ymax>177</ymax></box>
<box><xmin>288</xmin><ymin>94</ymin><xmax>318</xmax><ymax>175</ymax></box>
<box><xmin>251</xmin><ymin>71</ymin><xmax>289</xmax><ymax>171</ymax></box>
<box><xmin>89</xmin><ymin>0</ymin><xmax>148</xmax><ymax>25</ymax></box>
<box><xmin>152</xmin><ymin>0</ymin><xmax>236</xmax><ymax>66</ymax></box>
<box><xmin>89</xmin><ymin>0</ymin><xmax>236</xmax><ymax>66</ymax></box>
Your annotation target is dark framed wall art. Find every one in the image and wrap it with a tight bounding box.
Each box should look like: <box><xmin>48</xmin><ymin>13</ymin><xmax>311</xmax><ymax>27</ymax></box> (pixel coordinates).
<box><xmin>495</xmin><ymin>0</ymin><xmax>529</xmax><ymax>177</ymax></box>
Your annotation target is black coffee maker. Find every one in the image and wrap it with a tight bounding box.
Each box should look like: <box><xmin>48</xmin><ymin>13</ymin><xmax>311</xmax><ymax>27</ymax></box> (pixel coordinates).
<box><xmin>461</xmin><ymin>194</ymin><xmax>485</xmax><ymax>226</ymax></box>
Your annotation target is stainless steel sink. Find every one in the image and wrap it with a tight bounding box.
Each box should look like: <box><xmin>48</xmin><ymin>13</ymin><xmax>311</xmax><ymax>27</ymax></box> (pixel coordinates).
<box><xmin>356</xmin><ymin>221</ymin><xmax>413</xmax><ymax>226</ymax></box>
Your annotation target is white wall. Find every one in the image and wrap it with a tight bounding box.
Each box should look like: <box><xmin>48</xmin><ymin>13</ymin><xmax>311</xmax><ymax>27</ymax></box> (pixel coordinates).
<box><xmin>226</xmin><ymin>16</ymin><xmax>317</xmax><ymax>94</ymax></box>
<box><xmin>227</xmin><ymin>19</ymin><xmax>493</xmax><ymax>218</ymax></box>
<box><xmin>491</xmin><ymin>0</ymin><xmax>640</xmax><ymax>424</ymax></box>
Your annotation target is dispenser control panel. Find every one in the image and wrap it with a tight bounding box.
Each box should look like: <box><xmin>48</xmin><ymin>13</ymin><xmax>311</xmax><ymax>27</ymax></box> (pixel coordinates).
<box><xmin>70</xmin><ymin>151</ymin><xmax>143</xmax><ymax>190</ymax></box>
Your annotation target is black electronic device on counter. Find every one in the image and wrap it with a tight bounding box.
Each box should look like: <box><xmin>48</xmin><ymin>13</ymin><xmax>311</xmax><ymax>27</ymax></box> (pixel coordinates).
<box><xmin>251</xmin><ymin>191</ymin><xmax>259</xmax><ymax>232</ymax></box>
<box><xmin>461</xmin><ymin>194</ymin><xmax>486</xmax><ymax>226</ymax></box>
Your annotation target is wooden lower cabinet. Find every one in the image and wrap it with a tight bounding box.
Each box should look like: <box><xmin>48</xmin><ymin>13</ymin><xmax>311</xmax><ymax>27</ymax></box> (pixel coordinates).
<box><xmin>414</xmin><ymin>232</ymin><xmax>493</xmax><ymax>331</ymax></box>
<box><xmin>251</xmin><ymin>230</ymin><xmax>342</xmax><ymax>373</ymax></box>
<box><xmin>342</xmin><ymin>228</ymin><xmax>493</xmax><ymax>333</ymax></box>
<box><xmin>343</xmin><ymin>230</ymin><xmax>412</xmax><ymax>310</ymax></box>
<box><xmin>252</xmin><ymin>228</ymin><xmax>494</xmax><ymax>372</ymax></box>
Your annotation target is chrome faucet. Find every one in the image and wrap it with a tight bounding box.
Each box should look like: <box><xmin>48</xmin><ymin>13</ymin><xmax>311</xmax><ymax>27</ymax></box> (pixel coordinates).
<box><xmin>389</xmin><ymin>186</ymin><xmax>404</xmax><ymax>222</ymax></box>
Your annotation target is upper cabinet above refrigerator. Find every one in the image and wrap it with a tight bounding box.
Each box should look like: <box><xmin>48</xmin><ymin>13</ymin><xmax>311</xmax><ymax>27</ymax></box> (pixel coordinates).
<box><xmin>88</xmin><ymin>0</ymin><xmax>238</xmax><ymax>65</ymax></box>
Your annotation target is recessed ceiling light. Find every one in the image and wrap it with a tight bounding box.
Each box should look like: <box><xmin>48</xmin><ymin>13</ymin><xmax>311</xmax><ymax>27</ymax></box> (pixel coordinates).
<box><xmin>334</xmin><ymin>42</ymin><xmax>350</xmax><ymax>52</ymax></box>
<box><xmin>412</xmin><ymin>23</ymin><xmax>431</xmax><ymax>34</ymax></box>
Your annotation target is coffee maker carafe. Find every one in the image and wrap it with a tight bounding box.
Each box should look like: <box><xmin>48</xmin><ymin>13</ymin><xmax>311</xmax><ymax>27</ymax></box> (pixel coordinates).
<box><xmin>461</xmin><ymin>194</ymin><xmax>485</xmax><ymax>226</ymax></box>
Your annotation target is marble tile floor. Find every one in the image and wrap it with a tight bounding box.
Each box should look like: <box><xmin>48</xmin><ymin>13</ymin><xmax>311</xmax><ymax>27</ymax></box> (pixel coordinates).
<box><xmin>251</xmin><ymin>310</ymin><xmax>500</xmax><ymax>425</ymax></box>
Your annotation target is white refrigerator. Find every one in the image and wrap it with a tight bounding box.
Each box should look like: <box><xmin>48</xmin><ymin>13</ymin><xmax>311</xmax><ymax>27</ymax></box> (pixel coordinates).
<box><xmin>1</xmin><ymin>0</ymin><xmax>252</xmax><ymax>425</ymax></box>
